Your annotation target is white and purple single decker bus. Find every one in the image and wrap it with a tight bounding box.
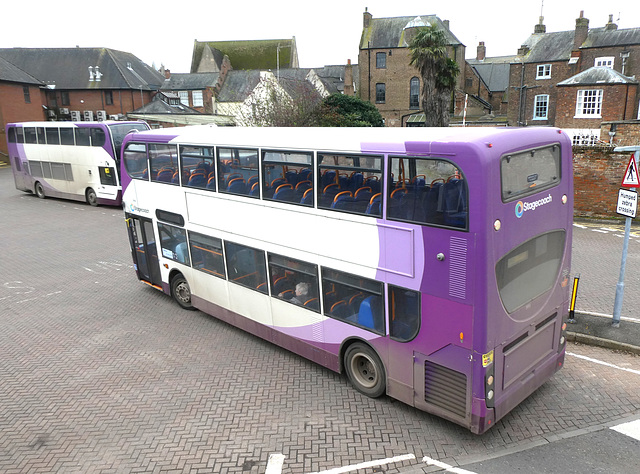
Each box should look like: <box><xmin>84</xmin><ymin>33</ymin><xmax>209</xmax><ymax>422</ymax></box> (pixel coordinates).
<box><xmin>6</xmin><ymin>121</ymin><xmax>149</xmax><ymax>206</ymax></box>
<box><xmin>121</xmin><ymin>126</ymin><xmax>573</xmax><ymax>434</ymax></box>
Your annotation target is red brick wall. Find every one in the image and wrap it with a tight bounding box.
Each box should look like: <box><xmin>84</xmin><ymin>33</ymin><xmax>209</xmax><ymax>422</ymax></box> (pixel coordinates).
<box><xmin>573</xmin><ymin>122</ymin><xmax>640</xmax><ymax>218</ymax></box>
<box><xmin>0</xmin><ymin>82</ymin><xmax>47</xmax><ymax>157</ymax></box>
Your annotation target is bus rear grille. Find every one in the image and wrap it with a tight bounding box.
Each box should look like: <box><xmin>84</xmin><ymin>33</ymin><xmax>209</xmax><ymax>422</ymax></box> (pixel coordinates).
<box><xmin>424</xmin><ymin>361</ymin><xmax>467</xmax><ymax>418</ymax></box>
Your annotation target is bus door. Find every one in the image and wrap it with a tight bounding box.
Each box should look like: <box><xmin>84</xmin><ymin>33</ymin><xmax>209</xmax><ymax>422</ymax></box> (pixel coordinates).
<box><xmin>126</xmin><ymin>216</ymin><xmax>162</xmax><ymax>288</ymax></box>
<box><xmin>11</xmin><ymin>155</ymin><xmax>31</xmax><ymax>192</ymax></box>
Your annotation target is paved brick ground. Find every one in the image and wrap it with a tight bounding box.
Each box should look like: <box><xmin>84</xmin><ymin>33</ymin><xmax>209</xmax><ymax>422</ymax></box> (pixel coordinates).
<box><xmin>2</xmin><ymin>168</ymin><xmax>640</xmax><ymax>473</ymax></box>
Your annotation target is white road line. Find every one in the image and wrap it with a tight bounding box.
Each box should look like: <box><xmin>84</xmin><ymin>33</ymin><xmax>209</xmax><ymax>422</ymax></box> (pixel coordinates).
<box><xmin>600</xmin><ymin>227</ymin><xmax>621</xmax><ymax>232</ymax></box>
<box><xmin>573</xmin><ymin>224</ymin><xmax>587</xmax><ymax>228</ymax></box>
<box><xmin>566</xmin><ymin>352</ymin><xmax>640</xmax><ymax>376</ymax></box>
<box><xmin>422</xmin><ymin>456</ymin><xmax>478</xmax><ymax>474</ymax></box>
<box><xmin>592</xmin><ymin>229</ymin><xmax>609</xmax><ymax>233</ymax></box>
<box><xmin>265</xmin><ymin>453</ymin><xmax>285</xmax><ymax>474</ymax></box>
<box><xmin>611</xmin><ymin>419</ymin><xmax>640</xmax><ymax>441</ymax></box>
<box><xmin>309</xmin><ymin>454</ymin><xmax>416</xmax><ymax>474</ymax></box>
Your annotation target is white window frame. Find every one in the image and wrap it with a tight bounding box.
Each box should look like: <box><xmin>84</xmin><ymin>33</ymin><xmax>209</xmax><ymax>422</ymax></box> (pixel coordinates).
<box><xmin>192</xmin><ymin>90</ymin><xmax>204</xmax><ymax>107</ymax></box>
<box><xmin>533</xmin><ymin>94</ymin><xmax>549</xmax><ymax>120</ymax></box>
<box><xmin>594</xmin><ymin>56</ymin><xmax>614</xmax><ymax>68</ymax></box>
<box><xmin>575</xmin><ymin>89</ymin><xmax>603</xmax><ymax>118</ymax></box>
<box><xmin>178</xmin><ymin>91</ymin><xmax>189</xmax><ymax>106</ymax></box>
<box><xmin>536</xmin><ymin>64</ymin><xmax>552</xmax><ymax>79</ymax></box>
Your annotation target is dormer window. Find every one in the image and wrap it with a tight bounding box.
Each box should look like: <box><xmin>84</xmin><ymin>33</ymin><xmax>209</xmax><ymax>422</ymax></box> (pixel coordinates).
<box><xmin>594</xmin><ymin>57</ymin><xmax>614</xmax><ymax>68</ymax></box>
<box><xmin>536</xmin><ymin>64</ymin><xmax>551</xmax><ymax>79</ymax></box>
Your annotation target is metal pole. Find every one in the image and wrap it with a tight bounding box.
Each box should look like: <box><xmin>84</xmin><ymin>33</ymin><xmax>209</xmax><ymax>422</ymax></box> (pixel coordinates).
<box><xmin>612</xmin><ymin>216</ymin><xmax>632</xmax><ymax>327</ymax></box>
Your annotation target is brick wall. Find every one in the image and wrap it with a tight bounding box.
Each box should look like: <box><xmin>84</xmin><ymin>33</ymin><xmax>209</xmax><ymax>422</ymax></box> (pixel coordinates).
<box><xmin>0</xmin><ymin>82</ymin><xmax>47</xmax><ymax>158</ymax></box>
<box><xmin>574</xmin><ymin>121</ymin><xmax>640</xmax><ymax>218</ymax></box>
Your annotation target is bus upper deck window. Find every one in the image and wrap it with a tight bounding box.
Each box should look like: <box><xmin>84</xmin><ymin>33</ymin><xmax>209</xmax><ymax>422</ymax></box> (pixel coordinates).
<box><xmin>91</xmin><ymin>128</ymin><xmax>106</xmax><ymax>147</ymax></box>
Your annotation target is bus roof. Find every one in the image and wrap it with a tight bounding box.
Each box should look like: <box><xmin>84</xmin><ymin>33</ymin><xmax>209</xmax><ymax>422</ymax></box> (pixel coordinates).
<box><xmin>124</xmin><ymin>125</ymin><xmax>568</xmax><ymax>156</ymax></box>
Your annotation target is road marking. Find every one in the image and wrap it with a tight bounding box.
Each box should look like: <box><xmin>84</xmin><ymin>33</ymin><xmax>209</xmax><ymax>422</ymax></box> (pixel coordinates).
<box><xmin>611</xmin><ymin>419</ymin><xmax>640</xmax><ymax>441</ymax></box>
<box><xmin>265</xmin><ymin>453</ymin><xmax>285</xmax><ymax>474</ymax></box>
<box><xmin>566</xmin><ymin>352</ymin><xmax>640</xmax><ymax>376</ymax></box>
<box><xmin>422</xmin><ymin>456</ymin><xmax>478</xmax><ymax>474</ymax></box>
<box><xmin>308</xmin><ymin>454</ymin><xmax>416</xmax><ymax>474</ymax></box>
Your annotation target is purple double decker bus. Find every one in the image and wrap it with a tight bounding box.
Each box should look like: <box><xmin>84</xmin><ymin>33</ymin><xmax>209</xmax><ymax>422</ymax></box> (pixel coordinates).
<box><xmin>6</xmin><ymin>121</ymin><xmax>149</xmax><ymax>206</ymax></box>
<box><xmin>120</xmin><ymin>126</ymin><xmax>572</xmax><ymax>434</ymax></box>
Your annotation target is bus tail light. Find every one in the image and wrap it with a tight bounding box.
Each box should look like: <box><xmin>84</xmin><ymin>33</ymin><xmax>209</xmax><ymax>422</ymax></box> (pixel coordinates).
<box><xmin>485</xmin><ymin>364</ymin><xmax>495</xmax><ymax>408</ymax></box>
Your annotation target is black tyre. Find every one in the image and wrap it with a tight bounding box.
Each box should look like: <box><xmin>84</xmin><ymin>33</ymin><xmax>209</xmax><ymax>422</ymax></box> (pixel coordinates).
<box><xmin>86</xmin><ymin>188</ymin><xmax>98</xmax><ymax>206</ymax></box>
<box><xmin>171</xmin><ymin>274</ymin><xmax>196</xmax><ymax>310</ymax></box>
<box><xmin>35</xmin><ymin>182</ymin><xmax>45</xmax><ymax>199</ymax></box>
<box><xmin>344</xmin><ymin>342</ymin><xmax>386</xmax><ymax>398</ymax></box>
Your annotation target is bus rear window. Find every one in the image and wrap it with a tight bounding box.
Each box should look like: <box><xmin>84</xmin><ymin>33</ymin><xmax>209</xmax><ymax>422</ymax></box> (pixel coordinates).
<box><xmin>501</xmin><ymin>144</ymin><xmax>560</xmax><ymax>202</ymax></box>
<box><xmin>496</xmin><ymin>230</ymin><xmax>565</xmax><ymax>313</ymax></box>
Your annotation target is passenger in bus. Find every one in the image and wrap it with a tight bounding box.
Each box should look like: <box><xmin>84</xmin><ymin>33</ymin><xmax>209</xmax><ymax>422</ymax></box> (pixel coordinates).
<box><xmin>280</xmin><ymin>282</ymin><xmax>309</xmax><ymax>305</ymax></box>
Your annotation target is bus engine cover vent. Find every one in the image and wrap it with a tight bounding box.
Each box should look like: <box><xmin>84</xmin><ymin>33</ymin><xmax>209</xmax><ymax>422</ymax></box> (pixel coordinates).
<box><xmin>449</xmin><ymin>237</ymin><xmax>468</xmax><ymax>299</ymax></box>
<box><xmin>424</xmin><ymin>361</ymin><xmax>467</xmax><ymax>418</ymax></box>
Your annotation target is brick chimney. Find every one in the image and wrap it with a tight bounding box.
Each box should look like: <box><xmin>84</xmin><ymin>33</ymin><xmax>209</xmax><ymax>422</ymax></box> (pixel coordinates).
<box><xmin>605</xmin><ymin>14</ymin><xmax>618</xmax><ymax>31</ymax></box>
<box><xmin>344</xmin><ymin>59</ymin><xmax>354</xmax><ymax>96</ymax></box>
<box><xmin>164</xmin><ymin>69</ymin><xmax>171</xmax><ymax>79</ymax></box>
<box><xmin>363</xmin><ymin>8</ymin><xmax>372</xmax><ymax>28</ymax></box>
<box><xmin>477</xmin><ymin>42</ymin><xmax>486</xmax><ymax>61</ymax></box>
<box><xmin>574</xmin><ymin>11</ymin><xmax>589</xmax><ymax>49</ymax></box>
<box><xmin>534</xmin><ymin>16</ymin><xmax>546</xmax><ymax>34</ymax></box>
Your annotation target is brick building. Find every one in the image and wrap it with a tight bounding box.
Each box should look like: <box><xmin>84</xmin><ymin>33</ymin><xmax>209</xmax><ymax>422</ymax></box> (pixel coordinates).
<box><xmin>507</xmin><ymin>13</ymin><xmax>640</xmax><ymax>141</ymax></box>
<box><xmin>0</xmin><ymin>55</ymin><xmax>45</xmax><ymax>158</ymax></box>
<box><xmin>358</xmin><ymin>9</ymin><xmax>466</xmax><ymax>127</ymax></box>
<box><xmin>0</xmin><ymin>48</ymin><xmax>164</xmax><ymax>123</ymax></box>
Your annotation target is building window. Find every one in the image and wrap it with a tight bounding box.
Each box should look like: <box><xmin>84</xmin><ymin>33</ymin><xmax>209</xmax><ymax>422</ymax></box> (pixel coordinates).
<box><xmin>104</xmin><ymin>91</ymin><xmax>113</xmax><ymax>105</ymax></box>
<box><xmin>23</xmin><ymin>86</ymin><xmax>31</xmax><ymax>104</ymax></box>
<box><xmin>594</xmin><ymin>57</ymin><xmax>614</xmax><ymax>68</ymax></box>
<box><xmin>376</xmin><ymin>52</ymin><xmax>386</xmax><ymax>69</ymax></box>
<box><xmin>536</xmin><ymin>64</ymin><xmax>551</xmax><ymax>79</ymax></box>
<box><xmin>192</xmin><ymin>90</ymin><xmax>203</xmax><ymax>107</ymax></box>
<box><xmin>178</xmin><ymin>91</ymin><xmax>189</xmax><ymax>106</ymax></box>
<box><xmin>575</xmin><ymin>89</ymin><xmax>603</xmax><ymax>118</ymax></box>
<box><xmin>376</xmin><ymin>83</ymin><xmax>386</xmax><ymax>103</ymax></box>
<box><xmin>60</xmin><ymin>91</ymin><xmax>70</xmax><ymax>106</ymax></box>
<box><xmin>533</xmin><ymin>94</ymin><xmax>549</xmax><ymax>120</ymax></box>
<box><xmin>410</xmin><ymin>77</ymin><xmax>420</xmax><ymax>109</ymax></box>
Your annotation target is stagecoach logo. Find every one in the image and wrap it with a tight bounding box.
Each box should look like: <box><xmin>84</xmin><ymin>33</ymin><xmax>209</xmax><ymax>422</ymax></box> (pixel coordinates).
<box><xmin>128</xmin><ymin>203</ymin><xmax>150</xmax><ymax>214</ymax></box>
<box><xmin>515</xmin><ymin>194</ymin><xmax>552</xmax><ymax>218</ymax></box>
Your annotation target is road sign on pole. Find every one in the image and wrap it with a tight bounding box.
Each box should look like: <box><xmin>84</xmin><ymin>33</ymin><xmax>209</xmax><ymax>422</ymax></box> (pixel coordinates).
<box><xmin>622</xmin><ymin>153</ymin><xmax>640</xmax><ymax>188</ymax></box>
<box><xmin>616</xmin><ymin>188</ymin><xmax>638</xmax><ymax>218</ymax></box>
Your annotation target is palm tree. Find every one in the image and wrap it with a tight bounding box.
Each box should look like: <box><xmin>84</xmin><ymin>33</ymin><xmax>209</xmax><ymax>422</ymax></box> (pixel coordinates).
<box><xmin>409</xmin><ymin>26</ymin><xmax>460</xmax><ymax>127</ymax></box>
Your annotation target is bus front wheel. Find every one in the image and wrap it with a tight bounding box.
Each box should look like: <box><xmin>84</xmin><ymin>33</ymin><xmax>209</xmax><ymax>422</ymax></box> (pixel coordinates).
<box><xmin>86</xmin><ymin>188</ymin><xmax>98</xmax><ymax>206</ymax></box>
<box><xmin>344</xmin><ymin>342</ymin><xmax>386</xmax><ymax>398</ymax></box>
<box><xmin>171</xmin><ymin>274</ymin><xmax>196</xmax><ymax>310</ymax></box>
<box><xmin>35</xmin><ymin>182</ymin><xmax>45</xmax><ymax>199</ymax></box>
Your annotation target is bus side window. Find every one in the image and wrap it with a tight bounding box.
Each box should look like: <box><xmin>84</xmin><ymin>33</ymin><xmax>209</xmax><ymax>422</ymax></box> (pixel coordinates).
<box><xmin>46</xmin><ymin>128</ymin><xmax>60</xmax><ymax>145</ymax></box>
<box><xmin>267</xmin><ymin>253</ymin><xmax>319</xmax><ymax>311</ymax></box>
<box><xmin>225</xmin><ymin>241</ymin><xmax>267</xmax><ymax>293</ymax></box>
<box><xmin>388</xmin><ymin>157</ymin><xmax>467</xmax><ymax>230</ymax></box>
<box><xmin>321</xmin><ymin>268</ymin><xmax>384</xmax><ymax>334</ymax></box>
<box><xmin>389</xmin><ymin>285</ymin><xmax>420</xmax><ymax>342</ymax></box>
<box><xmin>188</xmin><ymin>231</ymin><xmax>226</xmax><ymax>279</ymax></box>
<box><xmin>91</xmin><ymin>128</ymin><xmax>106</xmax><ymax>147</ymax></box>
<box><xmin>317</xmin><ymin>153</ymin><xmax>383</xmax><ymax>216</ymax></box>
<box><xmin>157</xmin><ymin>223</ymin><xmax>190</xmax><ymax>266</ymax></box>
<box><xmin>24</xmin><ymin>127</ymin><xmax>37</xmax><ymax>144</ymax></box>
<box><xmin>75</xmin><ymin>128</ymin><xmax>91</xmax><ymax>146</ymax></box>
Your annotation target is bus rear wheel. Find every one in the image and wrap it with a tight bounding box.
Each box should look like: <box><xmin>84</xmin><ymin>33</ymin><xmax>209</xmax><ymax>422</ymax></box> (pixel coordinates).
<box><xmin>35</xmin><ymin>182</ymin><xmax>45</xmax><ymax>199</ymax></box>
<box><xmin>171</xmin><ymin>274</ymin><xmax>196</xmax><ymax>310</ymax></box>
<box><xmin>86</xmin><ymin>188</ymin><xmax>98</xmax><ymax>206</ymax></box>
<box><xmin>344</xmin><ymin>342</ymin><xmax>386</xmax><ymax>398</ymax></box>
